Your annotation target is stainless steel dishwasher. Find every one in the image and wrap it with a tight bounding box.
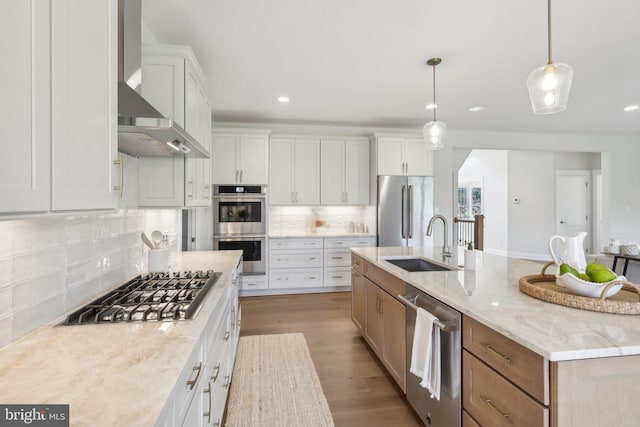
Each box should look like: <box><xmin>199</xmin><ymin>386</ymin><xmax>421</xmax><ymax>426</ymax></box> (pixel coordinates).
<box><xmin>399</xmin><ymin>284</ymin><xmax>461</xmax><ymax>427</ymax></box>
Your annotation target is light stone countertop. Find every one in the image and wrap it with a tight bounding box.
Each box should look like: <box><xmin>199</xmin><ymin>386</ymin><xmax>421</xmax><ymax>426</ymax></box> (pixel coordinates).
<box><xmin>0</xmin><ymin>250</ymin><xmax>242</xmax><ymax>427</ymax></box>
<box><xmin>352</xmin><ymin>246</ymin><xmax>640</xmax><ymax>362</ymax></box>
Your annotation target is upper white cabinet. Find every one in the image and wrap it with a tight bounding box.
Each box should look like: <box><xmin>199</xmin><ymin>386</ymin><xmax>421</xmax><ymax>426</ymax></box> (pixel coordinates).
<box><xmin>320</xmin><ymin>138</ymin><xmax>369</xmax><ymax>205</ymax></box>
<box><xmin>0</xmin><ymin>1</ymin><xmax>51</xmax><ymax>213</ymax></box>
<box><xmin>1</xmin><ymin>0</ymin><xmax>118</xmax><ymax>214</ymax></box>
<box><xmin>269</xmin><ymin>137</ymin><xmax>320</xmax><ymax>205</ymax></box>
<box><xmin>211</xmin><ymin>130</ymin><xmax>270</xmax><ymax>185</ymax></box>
<box><xmin>138</xmin><ymin>45</ymin><xmax>212</xmax><ymax>207</ymax></box>
<box><xmin>376</xmin><ymin>136</ymin><xmax>433</xmax><ymax>176</ymax></box>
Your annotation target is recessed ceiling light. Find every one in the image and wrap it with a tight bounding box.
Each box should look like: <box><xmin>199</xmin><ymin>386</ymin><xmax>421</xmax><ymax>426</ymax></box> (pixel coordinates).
<box><xmin>425</xmin><ymin>103</ymin><xmax>437</xmax><ymax>110</ymax></box>
<box><xmin>277</xmin><ymin>96</ymin><xmax>290</xmax><ymax>103</ymax></box>
<box><xmin>467</xmin><ymin>105</ymin><xmax>487</xmax><ymax>112</ymax></box>
<box><xmin>623</xmin><ymin>104</ymin><xmax>639</xmax><ymax>111</ymax></box>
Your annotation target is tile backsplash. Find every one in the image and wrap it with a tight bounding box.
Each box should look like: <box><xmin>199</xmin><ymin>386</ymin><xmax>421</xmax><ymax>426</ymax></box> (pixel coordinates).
<box><xmin>0</xmin><ymin>208</ymin><xmax>180</xmax><ymax>348</ymax></box>
<box><xmin>269</xmin><ymin>205</ymin><xmax>376</xmax><ymax>235</ymax></box>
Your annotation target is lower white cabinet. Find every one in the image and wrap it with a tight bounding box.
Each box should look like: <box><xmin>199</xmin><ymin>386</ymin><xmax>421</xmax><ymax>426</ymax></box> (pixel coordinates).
<box><xmin>240</xmin><ymin>274</ymin><xmax>268</xmax><ymax>291</ymax></box>
<box><xmin>266</xmin><ymin>237</ymin><xmax>376</xmax><ymax>292</ymax></box>
<box><xmin>159</xmin><ymin>260</ymin><xmax>240</xmax><ymax>427</ymax></box>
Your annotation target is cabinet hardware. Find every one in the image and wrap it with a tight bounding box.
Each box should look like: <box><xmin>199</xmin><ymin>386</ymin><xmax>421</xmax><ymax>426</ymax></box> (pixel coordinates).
<box><xmin>210</xmin><ymin>363</ymin><xmax>221</xmax><ymax>383</ymax></box>
<box><xmin>305</xmin><ymin>257</ymin><xmax>317</xmax><ymax>261</ymax></box>
<box><xmin>204</xmin><ymin>184</ymin><xmax>210</xmax><ymax>200</ymax></box>
<box><xmin>113</xmin><ymin>153</ymin><xmax>124</xmax><ymax>198</ymax></box>
<box><xmin>481</xmin><ymin>342</ymin><xmax>512</xmax><ymax>364</ymax></box>
<box><xmin>223</xmin><ymin>375</ymin><xmax>230</xmax><ymax>389</ymax></box>
<box><xmin>186</xmin><ymin>362</ymin><xmax>203</xmax><ymax>389</ymax></box>
<box><xmin>188</xmin><ymin>179</ymin><xmax>194</xmax><ymax>199</ymax></box>
<box><xmin>303</xmin><ymin>242</ymin><xmax>316</xmax><ymax>246</ymax></box>
<box><xmin>235</xmin><ymin>170</ymin><xmax>239</xmax><ymax>183</ymax></box>
<box><xmin>305</xmin><ymin>276</ymin><xmax>316</xmax><ymax>280</ymax></box>
<box><xmin>480</xmin><ymin>395</ymin><xmax>511</xmax><ymax>422</ymax></box>
<box><xmin>224</xmin><ymin>331</ymin><xmax>230</xmax><ymax>341</ymax></box>
<box><xmin>331</xmin><ymin>275</ymin><xmax>343</xmax><ymax>279</ymax></box>
<box><xmin>240</xmin><ymin>169</ymin><xmax>243</xmax><ymax>183</ymax></box>
<box><xmin>213</xmin><ymin>419</ymin><xmax>221</xmax><ymax>427</ymax></box>
<box><xmin>331</xmin><ymin>256</ymin><xmax>343</xmax><ymax>260</ymax></box>
<box><xmin>203</xmin><ymin>383</ymin><xmax>212</xmax><ymax>423</ymax></box>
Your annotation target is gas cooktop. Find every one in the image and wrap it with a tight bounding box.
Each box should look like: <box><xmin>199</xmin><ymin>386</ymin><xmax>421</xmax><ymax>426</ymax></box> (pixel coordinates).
<box><xmin>61</xmin><ymin>270</ymin><xmax>221</xmax><ymax>325</ymax></box>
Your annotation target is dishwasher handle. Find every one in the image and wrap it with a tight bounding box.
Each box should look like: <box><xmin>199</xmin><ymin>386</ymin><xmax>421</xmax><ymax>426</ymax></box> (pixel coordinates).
<box><xmin>398</xmin><ymin>294</ymin><xmax>458</xmax><ymax>332</ymax></box>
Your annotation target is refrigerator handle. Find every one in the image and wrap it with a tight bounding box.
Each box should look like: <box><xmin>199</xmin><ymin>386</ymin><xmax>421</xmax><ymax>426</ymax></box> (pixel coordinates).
<box><xmin>401</xmin><ymin>184</ymin><xmax>407</xmax><ymax>239</ymax></box>
<box><xmin>407</xmin><ymin>185</ymin><xmax>413</xmax><ymax>238</ymax></box>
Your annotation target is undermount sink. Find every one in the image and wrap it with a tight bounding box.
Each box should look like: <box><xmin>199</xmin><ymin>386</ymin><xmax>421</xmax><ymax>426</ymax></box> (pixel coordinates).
<box><xmin>384</xmin><ymin>257</ymin><xmax>457</xmax><ymax>272</ymax></box>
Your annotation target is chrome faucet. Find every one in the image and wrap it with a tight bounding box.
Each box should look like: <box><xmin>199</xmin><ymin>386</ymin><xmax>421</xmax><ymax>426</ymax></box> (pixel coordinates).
<box><xmin>426</xmin><ymin>214</ymin><xmax>452</xmax><ymax>258</ymax></box>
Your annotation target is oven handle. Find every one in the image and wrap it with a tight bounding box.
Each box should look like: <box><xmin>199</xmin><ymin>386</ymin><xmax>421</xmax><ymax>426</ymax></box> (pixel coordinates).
<box><xmin>398</xmin><ymin>294</ymin><xmax>458</xmax><ymax>332</ymax></box>
<box><xmin>213</xmin><ymin>235</ymin><xmax>266</xmax><ymax>241</ymax></box>
<box><xmin>212</xmin><ymin>197</ymin><xmax>266</xmax><ymax>203</ymax></box>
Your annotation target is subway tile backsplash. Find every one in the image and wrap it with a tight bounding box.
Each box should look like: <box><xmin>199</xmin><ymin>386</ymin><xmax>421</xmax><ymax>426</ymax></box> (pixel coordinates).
<box><xmin>0</xmin><ymin>208</ymin><xmax>180</xmax><ymax>348</ymax></box>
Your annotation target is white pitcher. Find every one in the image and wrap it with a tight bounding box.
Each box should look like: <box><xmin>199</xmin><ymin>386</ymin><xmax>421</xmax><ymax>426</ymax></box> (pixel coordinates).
<box><xmin>549</xmin><ymin>231</ymin><xmax>588</xmax><ymax>273</ymax></box>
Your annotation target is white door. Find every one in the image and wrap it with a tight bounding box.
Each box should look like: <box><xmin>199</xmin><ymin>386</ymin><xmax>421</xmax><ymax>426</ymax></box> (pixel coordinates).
<box><xmin>269</xmin><ymin>138</ymin><xmax>295</xmax><ymax>204</ymax></box>
<box><xmin>556</xmin><ymin>170</ymin><xmax>591</xmax><ymax>252</ymax></box>
<box><xmin>293</xmin><ymin>139</ymin><xmax>320</xmax><ymax>205</ymax></box>
<box><xmin>320</xmin><ymin>139</ymin><xmax>345</xmax><ymax>204</ymax></box>
<box><xmin>344</xmin><ymin>139</ymin><xmax>370</xmax><ymax>204</ymax></box>
<box><xmin>51</xmin><ymin>0</ymin><xmax>118</xmax><ymax>211</ymax></box>
<box><xmin>377</xmin><ymin>138</ymin><xmax>403</xmax><ymax>175</ymax></box>
<box><xmin>211</xmin><ymin>135</ymin><xmax>239</xmax><ymax>184</ymax></box>
<box><xmin>404</xmin><ymin>139</ymin><xmax>432</xmax><ymax>176</ymax></box>
<box><xmin>0</xmin><ymin>1</ymin><xmax>51</xmax><ymax>213</ymax></box>
<box><xmin>239</xmin><ymin>135</ymin><xmax>268</xmax><ymax>184</ymax></box>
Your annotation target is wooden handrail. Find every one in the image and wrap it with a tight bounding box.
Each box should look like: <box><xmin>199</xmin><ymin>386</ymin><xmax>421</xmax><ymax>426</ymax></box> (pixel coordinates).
<box><xmin>453</xmin><ymin>214</ymin><xmax>484</xmax><ymax>251</ymax></box>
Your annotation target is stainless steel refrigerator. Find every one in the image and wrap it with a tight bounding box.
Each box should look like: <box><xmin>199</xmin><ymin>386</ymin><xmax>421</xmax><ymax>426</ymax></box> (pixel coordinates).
<box><xmin>377</xmin><ymin>176</ymin><xmax>434</xmax><ymax>247</ymax></box>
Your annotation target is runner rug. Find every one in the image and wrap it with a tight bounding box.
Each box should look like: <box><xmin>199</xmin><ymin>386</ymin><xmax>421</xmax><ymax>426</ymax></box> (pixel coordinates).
<box><xmin>226</xmin><ymin>333</ymin><xmax>334</xmax><ymax>427</ymax></box>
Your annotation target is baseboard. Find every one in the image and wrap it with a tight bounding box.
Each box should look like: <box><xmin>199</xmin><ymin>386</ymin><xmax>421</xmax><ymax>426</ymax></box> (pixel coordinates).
<box><xmin>240</xmin><ymin>286</ymin><xmax>351</xmax><ymax>297</ymax></box>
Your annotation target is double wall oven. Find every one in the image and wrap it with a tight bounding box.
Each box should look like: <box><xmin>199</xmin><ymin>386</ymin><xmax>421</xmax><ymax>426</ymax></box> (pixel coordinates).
<box><xmin>213</xmin><ymin>185</ymin><xmax>266</xmax><ymax>274</ymax></box>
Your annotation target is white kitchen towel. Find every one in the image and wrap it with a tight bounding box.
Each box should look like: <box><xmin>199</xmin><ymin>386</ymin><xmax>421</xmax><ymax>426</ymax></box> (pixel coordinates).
<box><xmin>410</xmin><ymin>307</ymin><xmax>441</xmax><ymax>400</ymax></box>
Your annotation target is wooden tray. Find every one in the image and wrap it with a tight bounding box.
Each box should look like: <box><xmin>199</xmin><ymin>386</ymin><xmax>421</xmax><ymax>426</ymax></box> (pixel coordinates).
<box><xmin>519</xmin><ymin>262</ymin><xmax>640</xmax><ymax>314</ymax></box>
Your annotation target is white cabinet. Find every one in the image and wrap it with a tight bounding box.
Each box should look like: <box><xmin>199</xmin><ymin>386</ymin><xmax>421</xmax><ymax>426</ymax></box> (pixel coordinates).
<box><xmin>138</xmin><ymin>45</ymin><xmax>212</xmax><ymax>207</ymax></box>
<box><xmin>268</xmin><ymin>238</ymin><xmax>324</xmax><ymax>289</ymax></box>
<box><xmin>266</xmin><ymin>237</ymin><xmax>375</xmax><ymax>292</ymax></box>
<box><xmin>1</xmin><ymin>0</ymin><xmax>118</xmax><ymax>214</ymax></box>
<box><xmin>211</xmin><ymin>130</ymin><xmax>270</xmax><ymax>185</ymax></box>
<box><xmin>269</xmin><ymin>137</ymin><xmax>320</xmax><ymax>205</ymax></box>
<box><xmin>323</xmin><ymin>237</ymin><xmax>376</xmax><ymax>287</ymax></box>
<box><xmin>320</xmin><ymin>138</ymin><xmax>370</xmax><ymax>205</ymax></box>
<box><xmin>376</xmin><ymin>136</ymin><xmax>433</xmax><ymax>176</ymax></box>
<box><xmin>0</xmin><ymin>1</ymin><xmax>50</xmax><ymax>213</ymax></box>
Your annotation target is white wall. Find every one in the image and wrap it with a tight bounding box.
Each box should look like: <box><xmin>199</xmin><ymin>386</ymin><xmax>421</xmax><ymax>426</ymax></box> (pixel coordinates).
<box><xmin>457</xmin><ymin>150</ymin><xmax>508</xmax><ymax>255</ymax></box>
<box><xmin>434</xmin><ymin>130</ymin><xmax>640</xmax><ymax>255</ymax></box>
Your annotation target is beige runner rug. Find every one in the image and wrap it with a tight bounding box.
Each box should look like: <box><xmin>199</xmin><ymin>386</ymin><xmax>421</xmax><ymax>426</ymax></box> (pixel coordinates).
<box><xmin>226</xmin><ymin>333</ymin><xmax>334</xmax><ymax>427</ymax></box>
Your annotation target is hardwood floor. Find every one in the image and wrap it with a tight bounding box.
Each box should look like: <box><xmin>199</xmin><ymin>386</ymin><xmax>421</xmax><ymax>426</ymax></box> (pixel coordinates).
<box><xmin>239</xmin><ymin>292</ymin><xmax>423</xmax><ymax>427</ymax></box>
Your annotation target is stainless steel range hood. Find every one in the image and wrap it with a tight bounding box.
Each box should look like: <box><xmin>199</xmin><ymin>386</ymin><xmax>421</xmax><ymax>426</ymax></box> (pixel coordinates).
<box><xmin>117</xmin><ymin>0</ymin><xmax>209</xmax><ymax>158</ymax></box>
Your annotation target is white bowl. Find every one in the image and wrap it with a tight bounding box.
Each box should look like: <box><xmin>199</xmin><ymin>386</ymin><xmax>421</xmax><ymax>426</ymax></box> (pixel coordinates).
<box><xmin>558</xmin><ymin>273</ymin><xmax>625</xmax><ymax>298</ymax></box>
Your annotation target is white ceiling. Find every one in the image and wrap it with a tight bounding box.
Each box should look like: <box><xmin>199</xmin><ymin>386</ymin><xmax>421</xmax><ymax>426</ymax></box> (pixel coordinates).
<box><xmin>142</xmin><ymin>0</ymin><xmax>640</xmax><ymax>136</ymax></box>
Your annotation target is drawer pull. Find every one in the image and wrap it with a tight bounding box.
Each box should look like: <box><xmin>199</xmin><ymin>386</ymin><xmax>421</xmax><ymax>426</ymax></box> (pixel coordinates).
<box><xmin>223</xmin><ymin>375</ymin><xmax>231</xmax><ymax>389</ymax></box>
<box><xmin>331</xmin><ymin>275</ymin><xmax>344</xmax><ymax>279</ymax></box>
<box><xmin>331</xmin><ymin>256</ymin><xmax>343</xmax><ymax>260</ymax></box>
<box><xmin>210</xmin><ymin>363</ymin><xmax>221</xmax><ymax>383</ymax></box>
<box><xmin>186</xmin><ymin>362</ymin><xmax>203</xmax><ymax>389</ymax></box>
<box><xmin>481</xmin><ymin>342</ymin><xmax>512</xmax><ymax>364</ymax></box>
<box><xmin>305</xmin><ymin>276</ymin><xmax>317</xmax><ymax>280</ymax></box>
<box><xmin>305</xmin><ymin>257</ymin><xmax>317</xmax><ymax>261</ymax></box>
<box><xmin>224</xmin><ymin>331</ymin><xmax>230</xmax><ymax>341</ymax></box>
<box><xmin>481</xmin><ymin>395</ymin><xmax>511</xmax><ymax>422</ymax></box>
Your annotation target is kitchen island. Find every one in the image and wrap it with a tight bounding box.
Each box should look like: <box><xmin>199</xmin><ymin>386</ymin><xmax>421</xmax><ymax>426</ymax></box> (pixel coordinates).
<box><xmin>352</xmin><ymin>246</ymin><xmax>640</xmax><ymax>427</ymax></box>
<box><xmin>0</xmin><ymin>250</ymin><xmax>242</xmax><ymax>427</ymax></box>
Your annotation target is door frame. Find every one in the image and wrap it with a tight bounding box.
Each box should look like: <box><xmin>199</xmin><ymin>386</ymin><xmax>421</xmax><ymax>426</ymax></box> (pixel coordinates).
<box><xmin>555</xmin><ymin>169</ymin><xmax>592</xmax><ymax>253</ymax></box>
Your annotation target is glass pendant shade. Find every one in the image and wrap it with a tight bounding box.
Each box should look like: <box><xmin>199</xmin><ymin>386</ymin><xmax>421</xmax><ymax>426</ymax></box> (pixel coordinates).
<box><xmin>527</xmin><ymin>63</ymin><xmax>573</xmax><ymax>114</ymax></box>
<box><xmin>422</xmin><ymin>120</ymin><xmax>446</xmax><ymax>150</ymax></box>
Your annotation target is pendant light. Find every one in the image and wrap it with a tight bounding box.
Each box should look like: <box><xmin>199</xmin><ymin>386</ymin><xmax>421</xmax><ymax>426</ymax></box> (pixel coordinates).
<box><xmin>423</xmin><ymin>58</ymin><xmax>446</xmax><ymax>150</ymax></box>
<box><xmin>527</xmin><ymin>0</ymin><xmax>573</xmax><ymax>114</ymax></box>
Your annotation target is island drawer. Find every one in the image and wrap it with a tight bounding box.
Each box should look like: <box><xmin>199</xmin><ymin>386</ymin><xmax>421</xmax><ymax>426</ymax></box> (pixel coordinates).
<box><xmin>351</xmin><ymin>254</ymin><xmax>365</xmax><ymax>274</ymax></box>
<box><xmin>463</xmin><ymin>315</ymin><xmax>548</xmax><ymax>404</ymax></box>
<box><xmin>463</xmin><ymin>350</ymin><xmax>548</xmax><ymax>427</ymax></box>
